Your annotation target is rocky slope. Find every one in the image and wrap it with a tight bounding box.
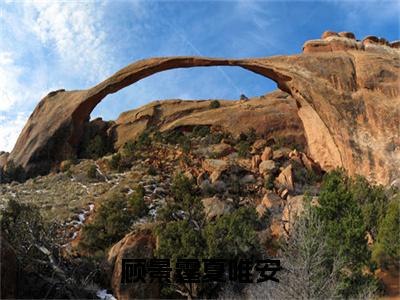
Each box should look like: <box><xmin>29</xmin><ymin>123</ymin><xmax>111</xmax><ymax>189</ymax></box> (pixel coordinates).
<box><xmin>2</xmin><ymin>31</ymin><xmax>399</xmax><ymax>185</ymax></box>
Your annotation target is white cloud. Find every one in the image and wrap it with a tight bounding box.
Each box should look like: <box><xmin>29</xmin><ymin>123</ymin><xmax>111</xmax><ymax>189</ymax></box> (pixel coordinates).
<box><xmin>0</xmin><ymin>112</ymin><xmax>29</xmax><ymax>152</ymax></box>
<box><xmin>25</xmin><ymin>1</ymin><xmax>113</xmax><ymax>82</ymax></box>
<box><xmin>0</xmin><ymin>1</ymin><xmax>117</xmax><ymax>151</ymax></box>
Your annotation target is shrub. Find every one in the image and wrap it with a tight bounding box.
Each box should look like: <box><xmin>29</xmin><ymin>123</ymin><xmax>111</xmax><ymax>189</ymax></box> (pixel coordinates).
<box><xmin>240</xmin><ymin>94</ymin><xmax>248</xmax><ymax>100</ymax></box>
<box><xmin>80</xmin><ymin>134</ymin><xmax>109</xmax><ymax>159</ymax></box>
<box><xmin>192</xmin><ymin>125</ymin><xmax>211</xmax><ymax>137</ymax></box>
<box><xmin>0</xmin><ymin>160</ymin><xmax>26</xmax><ymax>183</ymax></box>
<box><xmin>148</xmin><ymin>165</ymin><xmax>157</xmax><ymax>176</ymax></box>
<box><xmin>129</xmin><ymin>185</ymin><xmax>148</xmax><ymax>218</ymax></box>
<box><xmin>87</xmin><ymin>164</ymin><xmax>97</xmax><ymax>179</ymax></box>
<box><xmin>264</xmin><ymin>174</ymin><xmax>275</xmax><ymax>190</ymax></box>
<box><xmin>246</xmin><ymin>128</ymin><xmax>257</xmax><ymax>144</ymax></box>
<box><xmin>108</xmin><ymin>153</ymin><xmax>122</xmax><ymax>170</ymax></box>
<box><xmin>204</xmin><ymin>207</ymin><xmax>262</xmax><ymax>260</ymax></box>
<box><xmin>209</xmin><ymin>100</ymin><xmax>221</xmax><ymax>109</ymax></box>
<box><xmin>372</xmin><ymin>196</ymin><xmax>400</xmax><ymax>268</ymax></box>
<box><xmin>350</xmin><ymin>175</ymin><xmax>388</xmax><ymax>237</ymax></box>
<box><xmin>179</xmin><ymin>135</ymin><xmax>191</xmax><ymax>153</ymax></box>
<box><xmin>1</xmin><ymin>199</ymin><xmax>103</xmax><ymax>298</ymax></box>
<box><xmin>313</xmin><ymin>169</ymin><xmax>379</xmax><ymax>297</ymax></box>
<box><xmin>291</xmin><ymin>160</ymin><xmax>320</xmax><ymax>185</ymax></box>
<box><xmin>164</xmin><ymin>130</ymin><xmax>184</xmax><ymax>145</ymax></box>
<box><xmin>80</xmin><ymin>193</ymin><xmax>132</xmax><ymax>252</ymax></box>
<box><xmin>136</xmin><ymin>131</ymin><xmax>151</xmax><ymax>148</ymax></box>
<box><xmin>155</xmin><ymin>180</ymin><xmax>262</xmax><ymax>298</ymax></box>
<box><xmin>237</xmin><ymin>141</ymin><xmax>251</xmax><ymax>158</ymax></box>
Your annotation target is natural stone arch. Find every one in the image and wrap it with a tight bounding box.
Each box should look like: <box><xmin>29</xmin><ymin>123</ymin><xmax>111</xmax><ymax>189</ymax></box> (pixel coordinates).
<box><xmin>8</xmin><ymin>45</ymin><xmax>400</xmax><ymax>185</ymax></box>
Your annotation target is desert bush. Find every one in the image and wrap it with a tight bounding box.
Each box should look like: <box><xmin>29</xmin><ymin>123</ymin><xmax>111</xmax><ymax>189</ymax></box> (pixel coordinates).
<box><xmin>108</xmin><ymin>153</ymin><xmax>131</xmax><ymax>172</ymax></box>
<box><xmin>80</xmin><ymin>192</ymin><xmax>133</xmax><ymax>252</ymax></box>
<box><xmin>372</xmin><ymin>195</ymin><xmax>400</xmax><ymax>268</ymax></box>
<box><xmin>129</xmin><ymin>185</ymin><xmax>148</xmax><ymax>218</ymax></box>
<box><xmin>209</xmin><ymin>100</ymin><xmax>221</xmax><ymax>109</ymax></box>
<box><xmin>1</xmin><ymin>199</ymin><xmax>103</xmax><ymax>298</ymax></box>
<box><xmin>240</xmin><ymin>94</ymin><xmax>248</xmax><ymax>100</ymax></box>
<box><xmin>0</xmin><ymin>160</ymin><xmax>26</xmax><ymax>183</ymax></box>
<box><xmin>148</xmin><ymin>165</ymin><xmax>157</xmax><ymax>176</ymax></box>
<box><xmin>192</xmin><ymin>125</ymin><xmax>211</xmax><ymax>137</ymax></box>
<box><xmin>87</xmin><ymin>164</ymin><xmax>98</xmax><ymax>179</ymax></box>
<box><xmin>291</xmin><ymin>160</ymin><xmax>320</xmax><ymax>185</ymax></box>
<box><xmin>205</xmin><ymin>207</ymin><xmax>262</xmax><ymax>260</ymax></box>
<box><xmin>236</xmin><ymin>141</ymin><xmax>251</xmax><ymax>158</ymax></box>
<box><xmin>155</xmin><ymin>174</ymin><xmax>262</xmax><ymax>298</ymax></box>
<box><xmin>264</xmin><ymin>174</ymin><xmax>275</xmax><ymax>190</ymax></box>
<box><xmin>241</xmin><ymin>200</ymin><xmax>378</xmax><ymax>300</ymax></box>
<box><xmin>80</xmin><ymin>134</ymin><xmax>109</xmax><ymax>160</ymax></box>
<box><xmin>314</xmin><ymin>169</ymin><xmax>380</xmax><ymax>297</ymax></box>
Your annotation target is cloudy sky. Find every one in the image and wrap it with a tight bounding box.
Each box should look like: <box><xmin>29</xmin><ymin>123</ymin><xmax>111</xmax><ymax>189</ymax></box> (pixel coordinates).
<box><xmin>0</xmin><ymin>0</ymin><xmax>399</xmax><ymax>152</ymax></box>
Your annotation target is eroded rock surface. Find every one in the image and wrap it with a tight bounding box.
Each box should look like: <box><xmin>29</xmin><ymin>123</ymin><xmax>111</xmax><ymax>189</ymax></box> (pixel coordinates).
<box><xmin>7</xmin><ymin>32</ymin><xmax>400</xmax><ymax>185</ymax></box>
<box><xmin>107</xmin><ymin>227</ymin><xmax>158</xmax><ymax>300</ymax></box>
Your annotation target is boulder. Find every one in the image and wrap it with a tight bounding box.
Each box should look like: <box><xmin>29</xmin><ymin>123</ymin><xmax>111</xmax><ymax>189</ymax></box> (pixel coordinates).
<box><xmin>362</xmin><ymin>35</ymin><xmax>380</xmax><ymax>45</ymax></box>
<box><xmin>201</xmin><ymin>196</ymin><xmax>233</xmax><ymax>220</ymax></box>
<box><xmin>202</xmin><ymin>159</ymin><xmax>229</xmax><ymax>174</ymax></box>
<box><xmin>262</xmin><ymin>192</ymin><xmax>282</xmax><ymax>211</ymax></box>
<box><xmin>256</xmin><ymin>204</ymin><xmax>268</xmax><ymax>219</ymax></box>
<box><xmin>259</xmin><ymin>160</ymin><xmax>276</xmax><ymax>175</ymax></box>
<box><xmin>261</xmin><ymin>146</ymin><xmax>273</xmax><ymax>161</ymax></box>
<box><xmin>1</xmin><ymin>236</ymin><xmax>17</xmax><ymax>299</ymax></box>
<box><xmin>240</xmin><ymin>174</ymin><xmax>256</xmax><ymax>185</ymax></box>
<box><xmin>338</xmin><ymin>31</ymin><xmax>356</xmax><ymax>39</ymax></box>
<box><xmin>272</xmin><ymin>148</ymin><xmax>291</xmax><ymax>160</ymax></box>
<box><xmin>196</xmin><ymin>171</ymin><xmax>208</xmax><ymax>186</ymax></box>
<box><xmin>275</xmin><ymin>164</ymin><xmax>294</xmax><ymax>191</ymax></box>
<box><xmin>390</xmin><ymin>40</ymin><xmax>400</xmax><ymax>48</ymax></box>
<box><xmin>251</xmin><ymin>139</ymin><xmax>267</xmax><ymax>153</ymax></box>
<box><xmin>251</xmin><ymin>155</ymin><xmax>261</xmax><ymax>169</ymax></box>
<box><xmin>321</xmin><ymin>31</ymin><xmax>338</xmax><ymax>39</ymax></box>
<box><xmin>107</xmin><ymin>227</ymin><xmax>158</xmax><ymax>300</ymax></box>
<box><xmin>208</xmin><ymin>143</ymin><xmax>234</xmax><ymax>157</ymax></box>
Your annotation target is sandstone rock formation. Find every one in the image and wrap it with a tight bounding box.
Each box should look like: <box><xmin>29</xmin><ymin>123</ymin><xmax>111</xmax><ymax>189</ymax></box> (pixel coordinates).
<box><xmin>6</xmin><ymin>32</ymin><xmax>400</xmax><ymax>185</ymax></box>
<box><xmin>111</xmin><ymin>90</ymin><xmax>304</xmax><ymax>149</ymax></box>
<box><xmin>107</xmin><ymin>227</ymin><xmax>158</xmax><ymax>300</ymax></box>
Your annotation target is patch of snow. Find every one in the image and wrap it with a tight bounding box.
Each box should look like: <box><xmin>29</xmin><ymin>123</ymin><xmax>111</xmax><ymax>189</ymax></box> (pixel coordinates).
<box><xmin>78</xmin><ymin>213</ymin><xmax>85</xmax><ymax>223</ymax></box>
<box><xmin>96</xmin><ymin>289</ymin><xmax>116</xmax><ymax>300</ymax></box>
<box><xmin>71</xmin><ymin>232</ymin><xmax>77</xmax><ymax>240</ymax></box>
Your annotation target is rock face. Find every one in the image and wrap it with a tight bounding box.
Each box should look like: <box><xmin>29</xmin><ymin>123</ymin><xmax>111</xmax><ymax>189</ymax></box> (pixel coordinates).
<box><xmin>107</xmin><ymin>228</ymin><xmax>158</xmax><ymax>300</ymax></box>
<box><xmin>111</xmin><ymin>90</ymin><xmax>304</xmax><ymax>150</ymax></box>
<box><xmin>7</xmin><ymin>32</ymin><xmax>400</xmax><ymax>185</ymax></box>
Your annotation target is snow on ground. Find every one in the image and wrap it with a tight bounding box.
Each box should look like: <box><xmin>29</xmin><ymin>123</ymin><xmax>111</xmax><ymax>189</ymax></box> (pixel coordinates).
<box><xmin>96</xmin><ymin>289</ymin><xmax>117</xmax><ymax>300</ymax></box>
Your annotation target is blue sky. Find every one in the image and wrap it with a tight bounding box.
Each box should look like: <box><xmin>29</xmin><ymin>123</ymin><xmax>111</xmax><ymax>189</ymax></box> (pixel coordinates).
<box><xmin>0</xmin><ymin>0</ymin><xmax>399</xmax><ymax>151</ymax></box>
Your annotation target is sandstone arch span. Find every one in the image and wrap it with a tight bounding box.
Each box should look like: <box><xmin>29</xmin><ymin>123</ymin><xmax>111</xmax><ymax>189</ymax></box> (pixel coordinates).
<box><xmin>7</xmin><ymin>35</ymin><xmax>400</xmax><ymax>185</ymax></box>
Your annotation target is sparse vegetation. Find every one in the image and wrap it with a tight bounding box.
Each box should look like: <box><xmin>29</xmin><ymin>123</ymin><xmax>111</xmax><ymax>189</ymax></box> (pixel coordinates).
<box><xmin>129</xmin><ymin>185</ymin><xmax>148</xmax><ymax>218</ymax></box>
<box><xmin>87</xmin><ymin>164</ymin><xmax>97</xmax><ymax>179</ymax></box>
<box><xmin>236</xmin><ymin>141</ymin><xmax>251</xmax><ymax>158</ymax></box>
<box><xmin>192</xmin><ymin>125</ymin><xmax>211</xmax><ymax>137</ymax></box>
<box><xmin>209</xmin><ymin>100</ymin><xmax>221</xmax><ymax>109</ymax></box>
<box><xmin>0</xmin><ymin>160</ymin><xmax>26</xmax><ymax>183</ymax></box>
<box><xmin>372</xmin><ymin>195</ymin><xmax>400</xmax><ymax>268</ymax></box>
<box><xmin>1</xmin><ymin>199</ymin><xmax>103</xmax><ymax>298</ymax></box>
<box><xmin>155</xmin><ymin>173</ymin><xmax>262</xmax><ymax>298</ymax></box>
